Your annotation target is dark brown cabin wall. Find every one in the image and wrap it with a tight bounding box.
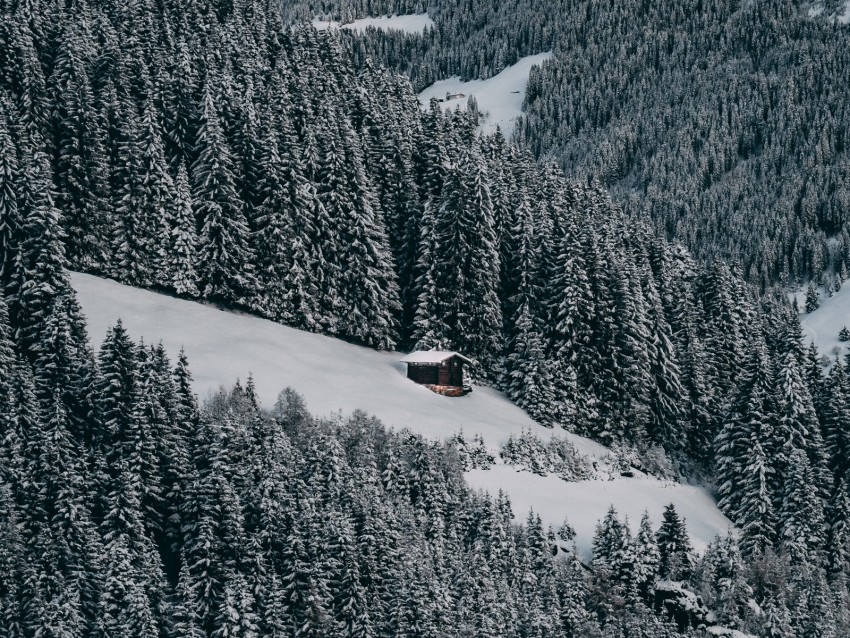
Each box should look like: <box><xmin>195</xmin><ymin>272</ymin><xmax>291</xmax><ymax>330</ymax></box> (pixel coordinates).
<box><xmin>408</xmin><ymin>365</ymin><xmax>439</xmax><ymax>385</ymax></box>
<box><xmin>438</xmin><ymin>365</ymin><xmax>451</xmax><ymax>385</ymax></box>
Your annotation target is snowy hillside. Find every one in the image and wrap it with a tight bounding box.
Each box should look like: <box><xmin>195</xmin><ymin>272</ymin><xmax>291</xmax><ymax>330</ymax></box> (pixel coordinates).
<box><xmin>312</xmin><ymin>13</ymin><xmax>434</xmax><ymax>34</ymax></box>
<box><xmin>799</xmin><ymin>282</ymin><xmax>850</xmax><ymax>360</ymax></box>
<box><xmin>417</xmin><ymin>52</ymin><xmax>553</xmax><ymax>138</ymax></box>
<box><xmin>807</xmin><ymin>1</ymin><xmax>850</xmax><ymax>23</ymax></box>
<box><xmin>72</xmin><ymin>272</ymin><xmax>732</xmax><ymax>558</ymax></box>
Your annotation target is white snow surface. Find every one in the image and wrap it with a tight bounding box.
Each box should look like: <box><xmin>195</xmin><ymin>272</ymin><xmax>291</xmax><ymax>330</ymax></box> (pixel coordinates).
<box><xmin>797</xmin><ymin>282</ymin><xmax>850</xmax><ymax>361</ymax></box>
<box><xmin>399</xmin><ymin>350</ymin><xmax>472</xmax><ymax>364</ymax></box>
<box><xmin>71</xmin><ymin>271</ymin><xmax>732</xmax><ymax>559</ymax></box>
<box><xmin>466</xmin><ymin>467</ymin><xmax>732</xmax><ymax>559</ymax></box>
<box><xmin>705</xmin><ymin>628</ymin><xmax>757</xmax><ymax>638</ymax></box>
<box><xmin>805</xmin><ymin>1</ymin><xmax>850</xmax><ymax>22</ymax></box>
<box><xmin>417</xmin><ymin>52</ymin><xmax>554</xmax><ymax>139</ymax></box>
<box><xmin>312</xmin><ymin>13</ymin><xmax>434</xmax><ymax>34</ymax></box>
<box><xmin>840</xmin><ymin>0</ymin><xmax>850</xmax><ymax>24</ymax></box>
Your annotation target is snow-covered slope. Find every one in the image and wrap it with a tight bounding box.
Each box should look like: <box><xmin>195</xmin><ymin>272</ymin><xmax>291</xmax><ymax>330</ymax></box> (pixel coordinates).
<box><xmin>806</xmin><ymin>1</ymin><xmax>850</xmax><ymax>23</ymax></box>
<box><xmin>417</xmin><ymin>52</ymin><xmax>553</xmax><ymax>139</ymax></box>
<box><xmin>312</xmin><ymin>13</ymin><xmax>434</xmax><ymax>34</ymax></box>
<box><xmin>799</xmin><ymin>282</ymin><xmax>850</xmax><ymax>361</ymax></box>
<box><xmin>72</xmin><ymin>271</ymin><xmax>732</xmax><ymax>558</ymax></box>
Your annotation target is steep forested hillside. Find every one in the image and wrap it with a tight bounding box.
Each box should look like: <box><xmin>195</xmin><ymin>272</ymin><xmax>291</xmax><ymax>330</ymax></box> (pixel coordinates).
<box><xmin>3</xmin><ymin>0</ymin><xmax>850</xmax><ymax>634</ymax></box>
<box><xmin>297</xmin><ymin>0</ymin><xmax>850</xmax><ymax>288</ymax></box>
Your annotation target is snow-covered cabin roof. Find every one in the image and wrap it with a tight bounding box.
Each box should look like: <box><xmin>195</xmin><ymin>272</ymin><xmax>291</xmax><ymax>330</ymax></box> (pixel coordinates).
<box><xmin>400</xmin><ymin>350</ymin><xmax>473</xmax><ymax>365</ymax></box>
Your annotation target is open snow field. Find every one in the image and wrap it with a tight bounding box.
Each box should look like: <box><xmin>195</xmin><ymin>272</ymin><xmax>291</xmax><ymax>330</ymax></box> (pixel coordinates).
<box><xmin>72</xmin><ymin>271</ymin><xmax>732</xmax><ymax>558</ymax></box>
<box><xmin>807</xmin><ymin>1</ymin><xmax>850</xmax><ymax>23</ymax></box>
<box><xmin>312</xmin><ymin>13</ymin><xmax>434</xmax><ymax>34</ymax></box>
<box><xmin>799</xmin><ymin>282</ymin><xmax>850</xmax><ymax>361</ymax></box>
<box><xmin>417</xmin><ymin>52</ymin><xmax>554</xmax><ymax>139</ymax></box>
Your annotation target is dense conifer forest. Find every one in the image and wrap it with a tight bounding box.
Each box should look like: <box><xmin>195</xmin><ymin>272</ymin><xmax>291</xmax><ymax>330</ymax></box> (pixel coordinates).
<box><xmin>301</xmin><ymin>0</ymin><xmax>850</xmax><ymax>288</ymax></box>
<box><xmin>3</xmin><ymin>0</ymin><xmax>850</xmax><ymax>634</ymax></box>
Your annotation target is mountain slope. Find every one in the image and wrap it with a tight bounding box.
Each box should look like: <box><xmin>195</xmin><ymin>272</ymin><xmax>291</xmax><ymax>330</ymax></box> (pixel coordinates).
<box><xmin>72</xmin><ymin>271</ymin><xmax>732</xmax><ymax>557</ymax></box>
<box><xmin>799</xmin><ymin>283</ymin><xmax>850</xmax><ymax>360</ymax></box>
<box><xmin>417</xmin><ymin>52</ymin><xmax>553</xmax><ymax>138</ymax></box>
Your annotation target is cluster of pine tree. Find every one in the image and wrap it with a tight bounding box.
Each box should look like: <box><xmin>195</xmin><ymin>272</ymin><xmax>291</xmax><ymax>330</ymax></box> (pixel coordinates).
<box><xmin>0</xmin><ymin>0</ymin><xmax>798</xmax><ymax>463</ymax></box>
<box><xmin>0</xmin><ymin>253</ymin><xmax>712</xmax><ymax>638</ymax></box>
<box><xmin>4</xmin><ymin>0</ymin><xmax>850</xmax><ymax>631</ymax></box>
<box><xmin>300</xmin><ymin>0</ymin><xmax>850</xmax><ymax>288</ymax></box>
<box><xmin>515</xmin><ymin>0</ymin><xmax>850</xmax><ymax>288</ymax></box>
<box><xmin>283</xmin><ymin>0</ymin><xmax>562</xmax><ymax>88</ymax></box>
<box><xmin>2</xmin><ymin>258</ymin><xmax>849</xmax><ymax>636</ymax></box>
<box><xmin>499</xmin><ymin>429</ymin><xmax>593</xmax><ymax>481</ymax></box>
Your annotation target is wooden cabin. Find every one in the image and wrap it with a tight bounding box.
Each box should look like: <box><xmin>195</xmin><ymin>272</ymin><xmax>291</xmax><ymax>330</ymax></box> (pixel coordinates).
<box><xmin>400</xmin><ymin>350</ymin><xmax>473</xmax><ymax>396</ymax></box>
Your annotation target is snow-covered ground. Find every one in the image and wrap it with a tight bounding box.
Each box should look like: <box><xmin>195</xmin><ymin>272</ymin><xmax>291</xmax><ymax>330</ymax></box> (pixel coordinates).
<box><xmin>312</xmin><ymin>13</ymin><xmax>434</xmax><ymax>34</ymax></box>
<box><xmin>806</xmin><ymin>1</ymin><xmax>850</xmax><ymax>23</ymax></box>
<box><xmin>798</xmin><ymin>282</ymin><xmax>850</xmax><ymax>361</ymax></box>
<box><xmin>466</xmin><ymin>467</ymin><xmax>732</xmax><ymax>559</ymax></box>
<box><xmin>841</xmin><ymin>0</ymin><xmax>850</xmax><ymax>24</ymax></box>
<box><xmin>71</xmin><ymin>271</ymin><xmax>732</xmax><ymax>559</ymax></box>
<box><xmin>417</xmin><ymin>52</ymin><xmax>554</xmax><ymax>139</ymax></box>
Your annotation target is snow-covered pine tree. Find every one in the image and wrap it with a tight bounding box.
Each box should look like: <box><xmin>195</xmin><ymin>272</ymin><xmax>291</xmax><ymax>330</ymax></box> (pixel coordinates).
<box><xmin>327</xmin><ymin>117</ymin><xmax>399</xmax><ymax>349</ymax></box>
<box><xmin>48</xmin><ymin>26</ymin><xmax>109</xmax><ymax>273</ymax></box>
<box><xmin>137</xmin><ymin>97</ymin><xmax>176</xmax><ymax>291</ymax></box>
<box><xmin>656</xmin><ymin>504</ymin><xmax>693</xmax><ymax>581</ymax></box>
<box><xmin>167</xmin><ymin>163</ymin><xmax>199</xmax><ymax>297</ymax></box>
<box><xmin>192</xmin><ymin>81</ymin><xmax>256</xmax><ymax>307</ymax></box>
<box><xmin>632</xmin><ymin>511</ymin><xmax>659</xmax><ymax>599</ymax></box>
<box><xmin>780</xmin><ymin>449</ymin><xmax>827</xmax><ymax>566</ymax></box>
<box><xmin>431</xmin><ymin>147</ymin><xmax>502</xmax><ymax>373</ymax></box>
<box><xmin>738</xmin><ymin>436</ymin><xmax>776</xmax><ymax>558</ymax></box>
<box><xmin>805</xmin><ymin>282</ymin><xmax>820</xmax><ymax>313</ymax></box>
<box><xmin>501</xmin><ymin>185</ymin><xmax>555</xmax><ymax>423</ymax></box>
<box><xmin>0</xmin><ymin>105</ymin><xmax>20</xmax><ymax>288</ymax></box>
<box><xmin>5</xmin><ymin>147</ymin><xmax>70</xmax><ymax>355</ymax></box>
<box><xmin>714</xmin><ymin>333</ymin><xmax>775</xmax><ymax>521</ymax></box>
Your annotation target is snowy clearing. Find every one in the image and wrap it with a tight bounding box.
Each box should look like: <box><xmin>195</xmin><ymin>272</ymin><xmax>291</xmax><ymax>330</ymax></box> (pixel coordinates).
<box><xmin>805</xmin><ymin>1</ymin><xmax>850</xmax><ymax>23</ymax></box>
<box><xmin>72</xmin><ymin>272</ymin><xmax>732</xmax><ymax>559</ymax></box>
<box><xmin>841</xmin><ymin>0</ymin><xmax>850</xmax><ymax>24</ymax></box>
<box><xmin>466</xmin><ymin>467</ymin><xmax>732</xmax><ymax>559</ymax></box>
<box><xmin>417</xmin><ymin>52</ymin><xmax>554</xmax><ymax>139</ymax></box>
<box><xmin>798</xmin><ymin>281</ymin><xmax>850</xmax><ymax>361</ymax></box>
<box><xmin>312</xmin><ymin>13</ymin><xmax>434</xmax><ymax>34</ymax></box>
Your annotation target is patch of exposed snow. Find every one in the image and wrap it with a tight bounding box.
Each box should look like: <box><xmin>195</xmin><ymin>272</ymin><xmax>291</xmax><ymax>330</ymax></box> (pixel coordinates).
<box><xmin>804</xmin><ymin>1</ymin><xmax>850</xmax><ymax>22</ymax></box>
<box><xmin>312</xmin><ymin>13</ymin><xmax>434</xmax><ymax>34</ymax></box>
<box><xmin>465</xmin><ymin>466</ymin><xmax>732</xmax><ymax>560</ymax></box>
<box><xmin>417</xmin><ymin>52</ymin><xmax>554</xmax><ymax>139</ymax></box>
<box><xmin>797</xmin><ymin>282</ymin><xmax>850</xmax><ymax>361</ymax></box>
<box><xmin>71</xmin><ymin>271</ymin><xmax>733</xmax><ymax>559</ymax></box>
<box><xmin>839</xmin><ymin>0</ymin><xmax>850</xmax><ymax>24</ymax></box>
<box><xmin>400</xmin><ymin>350</ymin><xmax>473</xmax><ymax>364</ymax></box>
<box><xmin>311</xmin><ymin>18</ymin><xmax>339</xmax><ymax>31</ymax></box>
<box><xmin>705</xmin><ymin>627</ymin><xmax>757</xmax><ymax>638</ymax></box>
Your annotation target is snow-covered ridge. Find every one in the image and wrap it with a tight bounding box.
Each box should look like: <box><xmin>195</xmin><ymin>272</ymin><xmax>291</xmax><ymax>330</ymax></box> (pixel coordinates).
<box><xmin>417</xmin><ymin>52</ymin><xmax>553</xmax><ymax>139</ymax></box>
<box><xmin>71</xmin><ymin>271</ymin><xmax>732</xmax><ymax>558</ymax></box>
<box><xmin>312</xmin><ymin>13</ymin><xmax>434</xmax><ymax>34</ymax></box>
